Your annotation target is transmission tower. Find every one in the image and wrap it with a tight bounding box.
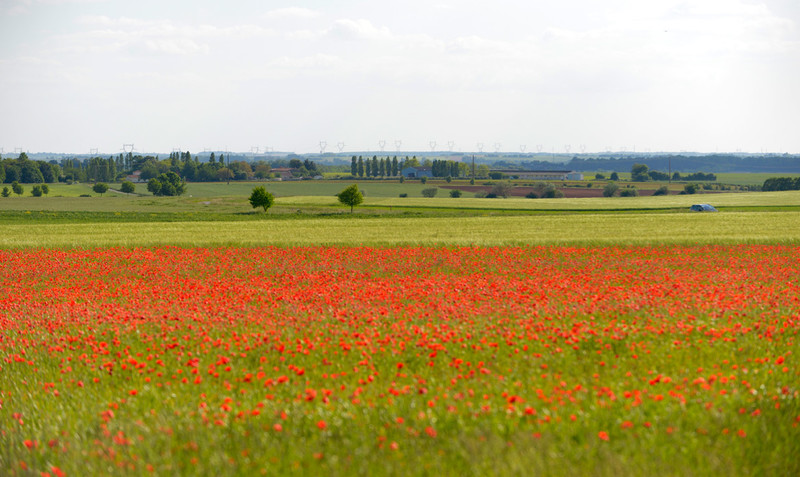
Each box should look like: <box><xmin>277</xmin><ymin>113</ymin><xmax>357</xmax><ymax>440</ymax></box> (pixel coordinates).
<box><xmin>493</xmin><ymin>142</ymin><xmax>501</xmax><ymax>153</ymax></box>
<box><xmin>520</xmin><ymin>145</ymin><xmax>527</xmax><ymax>153</ymax></box>
<box><xmin>89</xmin><ymin>148</ymin><xmax>99</xmax><ymax>155</ymax></box>
<box><xmin>394</xmin><ymin>140</ymin><xmax>402</xmax><ymax>152</ymax></box>
<box><xmin>536</xmin><ymin>144</ymin><xmax>543</xmax><ymax>153</ymax></box>
<box><xmin>337</xmin><ymin>142</ymin><xmax>345</xmax><ymax>153</ymax></box>
<box><xmin>476</xmin><ymin>142</ymin><xmax>484</xmax><ymax>153</ymax></box>
<box><xmin>378</xmin><ymin>140</ymin><xmax>386</xmax><ymax>152</ymax></box>
<box><xmin>447</xmin><ymin>140</ymin><xmax>455</xmax><ymax>151</ymax></box>
<box><xmin>429</xmin><ymin>140</ymin><xmax>437</xmax><ymax>152</ymax></box>
<box><xmin>122</xmin><ymin>144</ymin><xmax>135</xmax><ymax>154</ymax></box>
<box><xmin>319</xmin><ymin>141</ymin><xmax>327</xmax><ymax>154</ymax></box>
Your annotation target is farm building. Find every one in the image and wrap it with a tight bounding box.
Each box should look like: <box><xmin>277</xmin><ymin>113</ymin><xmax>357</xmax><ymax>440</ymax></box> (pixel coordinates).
<box><xmin>401</xmin><ymin>166</ymin><xmax>433</xmax><ymax>178</ymax></box>
<box><xmin>493</xmin><ymin>170</ymin><xmax>583</xmax><ymax>181</ymax></box>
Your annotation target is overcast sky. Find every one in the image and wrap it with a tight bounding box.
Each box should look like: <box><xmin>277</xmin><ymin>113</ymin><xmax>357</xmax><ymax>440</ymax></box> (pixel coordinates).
<box><xmin>1</xmin><ymin>0</ymin><xmax>798</xmax><ymax>155</ymax></box>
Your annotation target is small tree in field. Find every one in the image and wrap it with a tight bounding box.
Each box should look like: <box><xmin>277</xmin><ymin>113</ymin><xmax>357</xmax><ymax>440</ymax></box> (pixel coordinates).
<box><xmin>449</xmin><ymin>189</ymin><xmax>462</xmax><ymax>198</ymax></box>
<box><xmin>602</xmin><ymin>182</ymin><xmax>619</xmax><ymax>197</ymax></box>
<box><xmin>249</xmin><ymin>186</ymin><xmax>275</xmax><ymax>212</ymax></box>
<box><xmin>93</xmin><ymin>182</ymin><xmax>109</xmax><ymax>196</ymax></box>
<box><xmin>1</xmin><ymin>187</ymin><xmax>10</xmax><ymax>198</ymax></box>
<box><xmin>31</xmin><ymin>185</ymin><xmax>43</xmax><ymax>197</ymax></box>
<box><xmin>12</xmin><ymin>181</ymin><xmax>24</xmax><ymax>196</ymax></box>
<box><xmin>337</xmin><ymin>184</ymin><xmax>363</xmax><ymax>213</ymax></box>
<box><xmin>120</xmin><ymin>181</ymin><xmax>135</xmax><ymax>194</ymax></box>
<box><xmin>421</xmin><ymin>187</ymin><xmax>438</xmax><ymax>198</ymax></box>
<box><xmin>41</xmin><ymin>184</ymin><xmax>49</xmax><ymax>195</ymax></box>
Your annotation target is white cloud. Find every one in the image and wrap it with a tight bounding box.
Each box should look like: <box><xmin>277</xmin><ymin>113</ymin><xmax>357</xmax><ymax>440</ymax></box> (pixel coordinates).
<box><xmin>325</xmin><ymin>18</ymin><xmax>391</xmax><ymax>41</ymax></box>
<box><xmin>263</xmin><ymin>7</ymin><xmax>321</xmax><ymax>20</ymax></box>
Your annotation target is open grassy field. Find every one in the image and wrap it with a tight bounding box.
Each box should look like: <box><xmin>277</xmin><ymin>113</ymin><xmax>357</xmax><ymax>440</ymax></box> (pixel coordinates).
<box><xmin>1</xmin><ymin>181</ymin><xmax>799</xmax><ymax>476</ymax></box>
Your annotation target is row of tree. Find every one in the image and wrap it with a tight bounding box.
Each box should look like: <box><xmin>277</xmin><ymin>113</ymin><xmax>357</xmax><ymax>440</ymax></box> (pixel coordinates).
<box><xmin>631</xmin><ymin>163</ymin><xmax>716</xmax><ymax>182</ymax></box>
<box><xmin>761</xmin><ymin>177</ymin><xmax>800</xmax><ymax>191</ymax></box>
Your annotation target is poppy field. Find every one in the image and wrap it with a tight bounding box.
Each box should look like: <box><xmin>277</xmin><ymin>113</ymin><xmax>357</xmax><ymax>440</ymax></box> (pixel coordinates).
<box><xmin>1</xmin><ymin>245</ymin><xmax>798</xmax><ymax>476</ymax></box>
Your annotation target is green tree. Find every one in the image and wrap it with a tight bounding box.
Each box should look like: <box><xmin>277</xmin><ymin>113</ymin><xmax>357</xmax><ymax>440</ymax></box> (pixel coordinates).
<box><xmin>147</xmin><ymin>178</ymin><xmax>162</xmax><ymax>195</ymax></box>
<box><xmin>351</xmin><ymin>156</ymin><xmax>357</xmax><ymax>176</ymax></box>
<box><xmin>12</xmin><ymin>181</ymin><xmax>23</xmax><ymax>196</ymax></box>
<box><xmin>93</xmin><ymin>182</ymin><xmax>109</xmax><ymax>196</ymax></box>
<box><xmin>1</xmin><ymin>186</ymin><xmax>9</xmax><ymax>197</ymax></box>
<box><xmin>683</xmin><ymin>183</ymin><xmax>698</xmax><ymax>194</ymax></box>
<box><xmin>631</xmin><ymin>163</ymin><xmax>649</xmax><ymax>181</ymax></box>
<box><xmin>249</xmin><ymin>186</ymin><xmax>275</xmax><ymax>212</ymax></box>
<box><xmin>620</xmin><ymin>187</ymin><xmax>639</xmax><ymax>197</ymax></box>
<box><xmin>31</xmin><ymin>185</ymin><xmax>43</xmax><ymax>197</ymax></box>
<box><xmin>371</xmin><ymin>156</ymin><xmax>379</xmax><ymax>178</ymax></box>
<box><xmin>121</xmin><ymin>181</ymin><xmax>136</xmax><ymax>193</ymax></box>
<box><xmin>41</xmin><ymin>184</ymin><xmax>49</xmax><ymax>195</ymax></box>
<box><xmin>653</xmin><ymin>185</ymin><xmax>669</xmax><ymax>196</ymax></box>
<box><xmin>337</xmin><ymin>184</ymin><xmax>363</xmax><ymax>213</ymax></box>
<box><xmin>357</xmin><ymin>157</ymin><xmax>364</xmax><ymax>178</ymax></box>
<box><xmin>449</xmin><ymin>189</ymin><xmax>462</xmax><ymax>198</ymax></box>
<box><xmin>490</xmin><ymin>181</ymin><xmax>513</xmax><ymax>198</ymax></box>
<box><xmin>603</xmin><ymin>182</ymin><xmax>619</xmax><ymax>197</ymax></box>
<box><xmin>147</xmin><ymin>172</ymin><xmax>186</xmax><ymax>196</ymax></box>
<box><xmin>610</xmin><ymin>172</ymin><xmax>620</xmax><ymax>181</ymax></box>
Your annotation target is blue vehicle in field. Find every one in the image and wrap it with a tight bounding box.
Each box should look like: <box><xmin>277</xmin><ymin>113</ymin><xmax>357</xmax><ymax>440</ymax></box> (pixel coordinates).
<box><xmin>690</xmin><ymin>204</ymin><xmax>718</xmax><ymax>212</ymax></box>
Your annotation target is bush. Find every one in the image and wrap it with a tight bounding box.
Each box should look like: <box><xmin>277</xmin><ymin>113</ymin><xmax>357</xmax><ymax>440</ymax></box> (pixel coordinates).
<box><xmin>1</xmin><ymin>187</ymin><xmax>9</xmax><ymax>197</ymax></box>
<box><xmin>525</xmin><ymin>191</ymin><xmax>538</xmax><ymax>199</ymax></box>
<box><xmin>683</xmin><ymin>183</ymin><xmax>698</xmax><ymax>195</ymax></box>
<box><xmin>445</xmin><ymin>176</ymin><xmax>452</xmax><ymax>183</ymax></box>
<box><xmin>31</xmin><ymin>185</ymin><xmax>43</xmax><ymax>197</ymax></box>
<box><xmin>620</xmin><ymin>188</ymin><xmax>638</xmax><ymax>197</ymax></box>
<box><xmin>485</xmin><ymin>192</ymin><xmax>498</xmax><ymax>199</ymax></box>
<box><xmin>249</xmin><ymin>186</ymin><xmax>275</xmax><ymax>212</ymax></box>
<box><xmin>653</xmin><ymin>185</ymin><xmax>669</xmax><ymax>196</ymax></box>
<box><xmin>490</xmin><ymin>181</ymin><xmax>513</xmax><ymax>198</ymax></box>
<box><xmin>420</xmin><ymin>176</ymin><xmax>427</xmax><ymax>184</ymax></box>
<box><xmin>421</xmin><ymin>188</ymin><xmax>438</xmax><ymax>198</ymax></box>
<box><xmin>610</xmin><ymin>172</ymin><xmax>620</xmax><ymax>181</ymax></box>
<box><xmin>449</xmin><ymin>189</ymin><xmax>462</xmax><ymax>198</ymax></box>
<box><xmin>120</xmin><ymin>181</ymin><xmax>135</xmax><ymax>194</ymax></box>
<box><xmin>594</xmin><ymin>173</ymin><xmax>605</xmax><ymax>180</ymax></box>
<box><xmin>399</xmin><ymin>193</ymin><xmax>408</xmax><ymax>198</ymax></box>
<box><xmin>540</xmin><ymin>186</ymin><xmax>564</xmax><ymax>198</ymax></box>
<box><xmin>489</xmin><ymin>172</ymin><xmax>504</xmax><ymax>180</ymax></box>
<box><xmin>602</xmin><ymin>182</ymin><xmax>619</xmax><ymax>197</ymax></box>
<box><xmin>11</xmin><ymin>181</ymin><xmax>23</xmax><ymax>196</ymax></box>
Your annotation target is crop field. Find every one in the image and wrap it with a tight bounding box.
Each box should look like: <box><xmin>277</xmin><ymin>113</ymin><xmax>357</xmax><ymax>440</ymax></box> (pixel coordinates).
<box><xmin>1</xmin><ymin>182</ymin><xmax>799</xmax><ymax>476</ymax></box>
<box><xmin>0</xmin><ymin>246</ymin><xmax>798</xmax><ymax>476</ymax></box>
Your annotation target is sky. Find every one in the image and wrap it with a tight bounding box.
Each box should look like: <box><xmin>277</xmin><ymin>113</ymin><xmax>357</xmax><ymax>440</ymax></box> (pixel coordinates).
<box><xmin>1</xmin><ymin>0</ymin><xmax>799</xmax><ymax>155</ymax></box>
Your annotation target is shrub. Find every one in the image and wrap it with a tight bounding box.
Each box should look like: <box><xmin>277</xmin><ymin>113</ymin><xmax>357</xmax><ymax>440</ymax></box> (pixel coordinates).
<box><xmin>31</xmin><ymin>185</ymin><xmax>43</xmax><ymax>197</ymax></box>
<box><xmin>610</xmin><ymin>172</ymin><xmax>620</xmax><ymax>181</ymax></box>
<box><xmin>421</xmin><ymin>188</ymin><xmax>438</xmax><ymax>198</ymax></box>
<box><xmin>12</xmin><ymin>181</ymin><xmax>23</xmax><ymax>196</ymax></box>
<box><xmin>620</xmin><ymin>188</ymin><xmax>638</xmax><ymax>197</ymax></box>
<box><xmin>399</xmin><ymin>193</ymin><xmax>408</xmax><ymax>198</ymax></box>
<box><xmin>653</xmin><ymin>185</ymin><xmax>669</xmax><ymax>196</ymax></box>
<box><xmin>1</xmin><ymin>187</ymin><xmax>9</xmax><ymax>197</ymax></box>
<box><xmin>490</xmin><ymin>181</ymin><xmax>513</xmax><ymax>198</ymax></box>
<box><xmin>120</xmin><ymin>181</ymin><xmax>135</xmax><ymax>194</ymax></box>
<box><xmin>249</xmin><ymin>186</ymin><xmax>275</xmax><ymax>212</ymax></box>
<box><xmin>485</xmin><ymin>192</ymin><xmax>497</xmax><ymax>198</ymax></box>
<box><xmin>449</xmin><ymin>189</ymin><xmax>462</xmax><ymax>198</ymax></box>
<box><xmin>602</xmin><ymin>182</ymin><xmax>619</xmax><ymax>197</ymax></box>
<box><xmin>683</xmin><ymin>183</ymin><xmax>698</xmax><ymax>195</ymax></box>
<box><xmin>594</xmin><ymin>173</ymin><xmax>605</xmax><ymax>180</ymax></box>
<box><xmin>525</xmin><ymin>191</ymin><xmax>538</xmax><ymax>199</ymax></box>
<box><xmin>420</xmin><ymin>176</ymin><xmax>427</xmax><ymax>184</ymax></box>
<box><xmin>489</xmin><ymin>172</ymin><xmax>505</xmax><ymax>180</ymax></box>
<box><xmin>540</xmin><ymin>186</ymin><xmax>564</xmax><ymax>198</ymax></box>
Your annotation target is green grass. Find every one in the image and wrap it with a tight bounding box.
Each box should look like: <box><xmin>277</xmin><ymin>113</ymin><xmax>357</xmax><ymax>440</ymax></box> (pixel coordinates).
<box><xmin>1</xmin><ymin>211</ymin><xmax>798</xmax><ymax>248</ymax></box>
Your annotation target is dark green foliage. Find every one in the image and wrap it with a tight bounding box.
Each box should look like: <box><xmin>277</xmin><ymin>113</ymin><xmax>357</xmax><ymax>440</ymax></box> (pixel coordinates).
<box><xmin>631</xmin><ymin>163</ymin><xmax>649</xmax><ymax>181</ymax></box>
<box><xmin>421</xmin><ymin>188</ymin><xmax>438</xmax><ymax>198</ymax></box>
<box><xmin>41</xmin><ymin>184</ymin><xmax>49</xmax><ymax>195</ymax></box>
<box><xmin>762</xmin><ymin>177</ymin><xmax>800</xmax><ymax>191</ymax></box>
<box><xmin>31</xmin><ymin>185</ymin><xmax>43</xmax><ymax>197</ymax></box>
<box><xmin>653</xmin><ymin>185</ymin><xmax>669</xmax><ymax>196</ymax></box>
<box><xmin>449</xmin><ymin>189</ymin><xmax>462</xmax><ymax>198</ymax></box>
<box><xmin>12</xmin><ymin>181</ymin><xmax>23</xmax><ymax>196</ymax></box>
<box><xmin>120</xmin><ymin>181</ymin><xmax>136</xmax><ymax>194</ymax></box>
<box><xmin>602</xmin><ymin>182</ymin><xmax>619</xmax><ymax>197</ymax></box>
<box><xmin>610</xmin><ymin>172</ymin><xmax>620</xmax><ymax>181</ymax></box>
<box><xmin>490</xmin><ymin>181</ymin><xmax>513</xmax><ymax>198</ymax></box>
<box><xmin>648</xmin><ymin>170</ymin><xmax>670</xmax><ymax>181</ymax></box>
<box><xmin>92</xmin><ymin>182</ymin><xmax>109</xmax><ymax>196</ymax></box>
<box><xmin>337</xmin><ymin>184</ymin><xmax>363</xmax><ymax>213</ymax></box>
<box><xmin>594</xmin><ymin>173</ymin><xmax>605</xmax><ymax>180</ymax></box>
<box><xmin>147</xmin><ymin>172</ymin><xmax>186</xmax><ymax>196</ymax></box>
<box><xmin>682</xmin><ymin>183</ymin><xmax>698</xmax><ymax>194</ymax></box>
<box><xmin>249</xmin><ymin>186</ymin><xmax>275</xmax><ymax>212</ymax></box>
<box><xmin>420</xmin><ymin>176</ymin><xmax>427</xmax><ymax>184</ymax></box>
<box><xmin>620</xmin><ymin>187</ymin><xmax>638</xmax><ymax>197</ymax></box>
<box><xmin>1</xmin><ymin>186</ymin><xmax>9</xmax><ymax>197</ymax></box>
<box><xmin>525</xmin><ymin>191</ymin><xmax>538</xmax><ymax>199</ymax></box>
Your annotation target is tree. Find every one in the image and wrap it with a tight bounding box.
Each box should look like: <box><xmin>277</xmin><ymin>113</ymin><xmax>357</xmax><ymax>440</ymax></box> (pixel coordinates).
<box><xmin>421</xmin><ymin>187</ymin><xmax>438</xmax><ymax>198</ymax></box>
<box><xmin>31</xmin><ymin>185</ymin><xmax>43</xmax><ymax>197</ymax></box>
<box><xmin>490</xmin><ymin>181</ymin><xmax>513</xmax><ymax>198</ymax></box>
<box><xmin>216</xmin><ymin>168</ymin><xmax>234</xmax><ymax>184</ymax></box>
<box><xmin>631</xmin><ymin>163</ymin><xmax>649</xmax><ymax>182</ymax></box>
<box><xmin>337</xmin><ymin>184</ymin><xmax>363</xmax><ymax>213</ymax></box>
<box><xmin>602</xmin><ymin>182</ymin><xmax>619</xmax><ymax>197</ymax></box>
<box><xmin>620</xmin><ymin>187</ymin><xmax>638</xmax><ymax>197</ymax></box>
<box><xmin>1</xmin><ymin>186</ymin><xmax>9</xmax><ymax>197</ymax></box>
<box><xmin>147</xmin><ymin>172</ymin><xmax>186</xmax><ymax>196</ymax></box>
<box><xmin>249</xmin><ymin>186</ymin><xmax>275</xmax><ymax>212</ymax></box>
<box><xmin>93</xmin><ymin>182</ymin><xmax>109</xmax><ymax>196</ymax></box>
<box><xmin>41</xmin><ymin>184</ymin><xmax>49</xmax><ymax>195</ymax></box>
<box><xmin>610</xmin><ymin>172</ymin><xmax>620</xmax><ymax>181</ymax></box>
<box><xmin>683</xmin><ymin>183</ymin><xmax>698</xmax><ymax>195</ymax></box>
<box><xmin>653</xmin><ymin>185</ymin><xmax>669</xmax><ymax>196</ymax></box>
<box><xmin>12</xmin><ymin>181</ymin><xmax>23</xmax><ymax>196</ymax></box>
<box><xmin>351</xmin><ymin>156</ymin><xmax>357</xmax><ymax>176</ymax></box>
<box><xmin>449</xmin><ymin>189</ymin><xmax>462</xmax><ymax>198</ymax></box>
<box><xmin>357</xmin><ymin>157</ymin><xmax>364</xmax><ymax>178</ymax></box>
<box><xmin>121</xmin><ymin>181</ymin><xmax>135</xmax><ymax>193</ymax></box>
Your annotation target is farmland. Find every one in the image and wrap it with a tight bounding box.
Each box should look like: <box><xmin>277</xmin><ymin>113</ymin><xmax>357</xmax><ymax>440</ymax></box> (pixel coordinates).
<box><xmin>1</xmin><ymin>181</ymin><xmax>799</xmax><ymax>476</ymax></box>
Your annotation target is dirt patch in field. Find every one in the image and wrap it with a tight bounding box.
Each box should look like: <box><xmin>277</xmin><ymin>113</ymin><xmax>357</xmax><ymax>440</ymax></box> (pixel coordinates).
<box><xmin>438</xmin><ymin>185</ymin><xmax>673</xmax><ymax>198</ymax></box>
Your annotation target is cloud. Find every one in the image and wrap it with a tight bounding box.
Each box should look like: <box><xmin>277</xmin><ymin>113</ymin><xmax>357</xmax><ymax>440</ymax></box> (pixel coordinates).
<box><xmin>263</xmin><ymin>7</ymin><xmax>321</xmax><ymax>20</ymax></box>
<box><xmin>325</xmin><ymin>19</ymin><xmax>391</xmax><ymax>41</ymax></box>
